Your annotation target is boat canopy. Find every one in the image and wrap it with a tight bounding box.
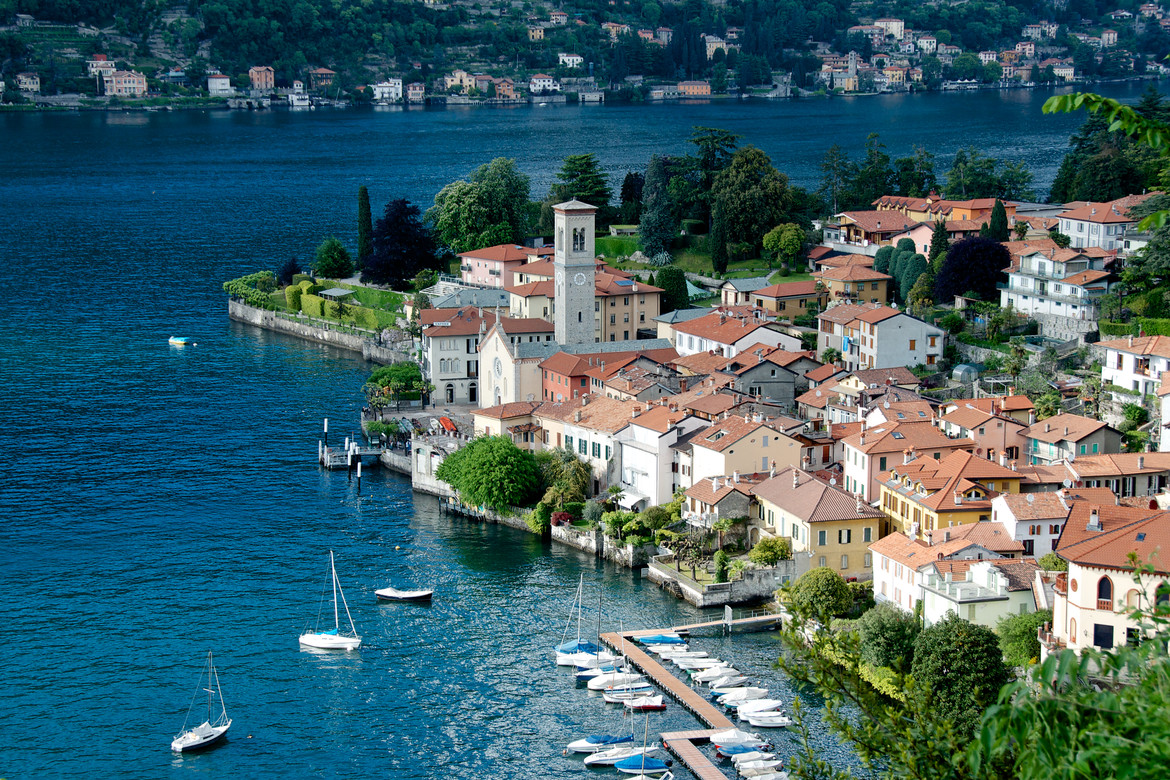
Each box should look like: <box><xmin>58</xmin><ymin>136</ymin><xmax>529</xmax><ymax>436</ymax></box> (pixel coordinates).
<box><xmin>556</xmin><ymin>638</ymin><xmax>600</xmax><ymax>654</ymax></box>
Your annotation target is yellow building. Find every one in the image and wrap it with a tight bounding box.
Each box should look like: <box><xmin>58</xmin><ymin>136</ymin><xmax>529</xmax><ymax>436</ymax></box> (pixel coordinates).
<box><xmin>879</xmin><ymin>450</ymin><xmax>1027</xmax><ymax>537</ymax></box>
<box><xmin>813</xmin><ymin>264</ymin><xmax>892</xmax><ymax>304</ymax></box>
<box><xmin>750</xmin><ymin>466</ymin><xmax>888</xmax><ymax>579</ymax></box>
<box><xmin>750</xmin><ymin>280</ymin><xmax>827</xmax><ymax>319</ymax></box>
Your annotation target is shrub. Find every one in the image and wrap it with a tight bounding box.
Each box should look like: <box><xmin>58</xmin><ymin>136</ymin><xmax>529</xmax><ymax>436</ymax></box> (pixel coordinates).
<box><xmin>713</xmin><ymin>550</ymin><xmax>730</xmax><ymax>583</ymax></box>
<box><xmin>997</xmin><ymin>609</ymin><xmax>1051</xmax><ymax>667</ymax></box>
<box><xmin>582</xmin><ymin>501</ymin><xmax>604</xmax><ymax>527</ymax></box>
<box><xmin>292</xmin><ymin>273</ymin><xmax>314</xmax><ymax>286</ymax></box>
<box><xmin>527</xmin><ymin>502</ymin><xmax>552</xmax><ymax>534</ymax></box>
<box><xmin>639</xmin><ymin>505</ymin><xmax>671</xmax><ymax>530</ymax></box>
<box><xmin>563</xmin><ymin>502</ymin><xmax>585</xmax><ymax>519</ymax></box>
<box><xmin>858</xmin><ymin>602</ymin><xmax>921</xmax><ymax>671</ymax></box>
<box><xmin>655</xmin><ymin>529</ymin><xmax>678</xmax><ymax>546</ymax></box>
<box><xmin>551</xmin><ymin>511</ymin><xmax>572</xmax><ymax>527</ymax></box>
<box><xmin>301</xmin><ymin>294</ymin><xmax>324</xmax><ymax>317</ymax></box>
<box><xmin>646</xmin><ymin>251</ymin><xmax>673</xmax><ymax>267</ymax></box>
<box><xmin>749</xmin><ymin>536</ymin><xmax>791</xmax><ymax>566</ymax></box>
<box><xmin>911</xmin><ymin>612</ymin><xmax>1010</xmax><ymax>737</ymax></box>
<box><xmin>790</xmin><ymin>567</ymin><xmax>852</xmax><ymax>619</ymax></box>
<box><xmin>1037</xmin><ymin>552</ymin><xmax>1067</xmax><ymax>572</ymax></box>
<box><xmin>285</xmin><ymin>284</ymin><xmax>303</xmax><ymax>310</ymax></box>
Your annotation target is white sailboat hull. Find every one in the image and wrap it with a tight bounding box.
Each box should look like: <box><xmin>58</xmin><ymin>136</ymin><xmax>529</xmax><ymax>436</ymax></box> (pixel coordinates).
<box><xmin>583</xmin><ymin>744</ymin><xmax>659</xmax><ymax>766</ymax></box>
<box><xmin>587</xmin><ymin>672</ymin><xmax>643</xmax><ymax>691</ymax></box>
<box><xmin>171</xmin><ymin>719</ymin><xmax>231</xmax><ymax>752</ymax></box>
<box><xmin>299</xmin><ymin>632</ymin><xmax>362</xmax><ymax>650</ymax></box>
<box><xmin>557</xmin><ymin>649</ymin><xmax>618</xmax><ymax>667</ymax></box>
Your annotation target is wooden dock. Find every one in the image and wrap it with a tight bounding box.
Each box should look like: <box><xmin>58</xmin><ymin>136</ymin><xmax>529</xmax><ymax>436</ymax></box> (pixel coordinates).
<box><xmin>599</xmin><ymin>631</ymin><xmax>737</xmax><ymax>780</ymax></box>
<box><xmin>671</xmin><ymin>612</ymin><xmax>783</xmax><ymax>634</ymax></box>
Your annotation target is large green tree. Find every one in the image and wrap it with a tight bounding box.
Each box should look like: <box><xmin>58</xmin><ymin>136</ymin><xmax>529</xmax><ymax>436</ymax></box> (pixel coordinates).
<box><xmin>435</xmin><ymin>435</ymin><xmax>542</xmax><ymax>510</ymax></box>
<box><xmin>912</xmin><ymin>612</ymin><xmax>1010</xmax><ymax>738</ymax></box>
<box><xmin>987</xmin><ymin>199</ymin><xmax>1010</xmax><ymax>241</ymax></box>
<box><xmin>997</xmin><ymin>608</ymin><xmax>1051</xmax><ymax>667</ymax></box>
<box><xmin>430</xmin><ymin>158</ymin><xmax>531</xmax><ymax>253</ymax></box>
<box><xmin>364</xmin><ymin>198</ymin><xmax>441</xmax><ymax>288</ymax></box>
<box><xmin>314</xmin><ymin>236</ymin><xmax>353</xmax><ymax>279</ymax></box>
<box><xmin>928</xmin><ymin>219</ymin><xmax>950</xmax><ymax>264</ymax></box>
<box><xmin>789</xmin><ymin>566</ymin><xmax>852</xmax><ymax>621</ymax></box>
<box><xmin>639</xmin><ymin>155</ymin><xmax>678</xmax><ymax>257</ymax></box>
<box><xmin>858</xmin><ymin>602</ymin><xmax>921</xmax><ymax>671</ymax></box>
<box><xmin>934</xmin><ymin>236</ymin><xmax>1010</xmax><ymax>303</ymax></box>
<box><xmin>550</xmin><ymin>153</ymin><xmax>612</xmax><ymax>212</ymax></box>
<box><xmin>656</xmin><ymin>266</ymin><xmax>688</xmax><ymax>313</ymax></box>
<box><xmin>711</xmin><ymin>145</ymin><xmax>792</xmax><ymax>254</ymax></box>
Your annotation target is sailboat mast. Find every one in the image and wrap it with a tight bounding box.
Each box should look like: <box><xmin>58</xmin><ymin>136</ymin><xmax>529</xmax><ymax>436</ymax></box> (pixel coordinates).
<box><xmin>206</xmin><ymin>651</ymin><xmax>214</xmax><ymax>721</ymax></box>
<box><xmin>575</xmin><ymin>574</ymin><xmax>583</xmax><ymax>644</ymax></box>
<box><xmin>330</xmin><ymin>550</ymin><xmax>339</xmax><ymax>631</ymax></box>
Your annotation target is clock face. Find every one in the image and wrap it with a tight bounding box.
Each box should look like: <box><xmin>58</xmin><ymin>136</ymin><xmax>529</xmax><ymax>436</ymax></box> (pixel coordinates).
<box><xmin>493</xmin><ymin>357</ymin><xmax>502</xmax><ymax>377</ymax></box>
<box><xmin>573</xmin><ymin>272</ymin><xmax>587</xmax><ymax>286</ymax></box>
<box><xmin>555</xmin><ymin>270</ymin><xmax>564</xmax><ymax>287</ymax></box>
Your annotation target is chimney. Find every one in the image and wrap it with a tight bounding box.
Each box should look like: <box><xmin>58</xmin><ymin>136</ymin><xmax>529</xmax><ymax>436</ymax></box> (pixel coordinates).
<box><xmin>1029</xmin><ymin>411</ymin><xmax>1037</xmax><ymax>425</ymax></box>
<box><xmin>793</xmin><ymin>469</ymin><xmax>800</xmax><ymax>488</ymax></box>
<box><xmin>1129</xmin><ymin>335</ymin><xmax>1134</xmax><ymax>348</ymax></box>
<box><xmin>1139</xmin><ymin>455</ymin><xmax>1145</xmax><ymax>470</ymax></box>
<box><xmin>711</xmin><ymin>477</ymin><xmax>718</xmax><ymax>491</ymax></box>
<box><xmin>944</xmin><ymin>529</ymin><xmax>951</xmax><ymax>542</ymax></box>
<box><xmin>679</xmin><ymin>377</ymin><xmax>688</xmax><ymax>392</ymax></box>
<box><xmin>1063</xmin><ymin>426</ymin><xmax>1069</xmax><ymax>436</ymax></box>
<box><xmin>954</xmin><ymin>491</ymin><xmax>963</xmax><ymax>505</ymax></box>
<box><xmin>733</xmin><ymin>471</ymin><xmax>739</xmax><ymax>483</ymax></box>
<box><xmin>582</xmin><ymin>396</ymin><xmax>589</xmax><ymax>406</ymax></box>
<box><xmin>632</xmin><ymin>407</ymin><xmax>640</xmax><ymax>418</ymax></box>
<box><xmin>574</xmin><ymin>410</ymin><xmax>582</xmax><ymax>422</ymax></box>
<box><xmin>744</xmin><ymin>413</ymin><xmax>750</xmax><ymax>423</ymax></box>
<box><xmin>1088</xmin><ymin>509</ymin><xmax>1101</xmax><ymax>531</ymax></box>
<box><xmin>1045</xmin><ymin>422</ymin><xmax>1051</xmax><ymax>433</ymax></box>
<box><xmin>1000</xmin><ymin>452</ymin><xmax>1007</xmax><ymax>467</ymax></box>
<box><xmin>860</xmin><ymin>431</ymin><xmax>866</xmax><ymax>446</ymax></box>
<box><xmin>770</xmin><ymin>461</ymin><xmax>776</xmax><ymax>478</ymax></box>
<box><xmin>856</xmin><ymin>493</ymin><xmax>863</xmax><ymax>513</ymax></box>
<box><xmin>1010</xmin><ymin>460</ymin><xmax>1017</xmax><ymax>471</ymax></box>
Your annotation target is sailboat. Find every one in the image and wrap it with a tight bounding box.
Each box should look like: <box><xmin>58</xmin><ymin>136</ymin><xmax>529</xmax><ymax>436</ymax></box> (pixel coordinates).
<box><xmin>299</xmin><ymin>551</ymin><xmax>361</xmax><ymax>650</ymax></box>
<box><xmin>171</xmin><ymin>651</ymin><xmax>231</xmax><ymax>752</ymax></box>
<box><xmin>555</xmin><ymin>575</ymin><xmax>615</xmax><ymax>666</ymax></box>
<box><xmin>614</xmin><ymin>711</ymin><xmax>673</xmax><ymax>776</ymax></box>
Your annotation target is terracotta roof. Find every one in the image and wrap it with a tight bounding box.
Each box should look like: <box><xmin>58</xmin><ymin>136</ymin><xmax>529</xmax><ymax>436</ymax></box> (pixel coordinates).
<box><xmin>505</xmin><ymin>280</ymin><xmax>554</xmax><ymax>298</ymax></box>
<box><xmin>1058</xmin><ymin>193</ymin><xmax>1154</xmax><ymax>224</ymax></box>
<box><xmin>844</xmin><ymin>420</ymin><xmax>973</xmax><ymax>455</ymax></box>
<box><xmin>819</xmin><ymin>302</ymin><xmax>886</xmax><ymax>324</ymax></box>
<box><xmin>817</xmin><ymin>253</ymin><xmax>875</xmax><ymax>269</ymax></box>
<box><xmin>1061</xmin><ymin>269</ymin><xmax>1111</xmax><ymax>287</ymax></box>
<box><xmin>672</xmin><ymin>351</ymin><xmax>730</xmax><ymax>375</ymax></box>
<box><xmin>1024</xmin><ymin>413</ymin><xmax>1107</xmax><ymax>443</ymax></box>
<box><xmin>835</xmin><ymin>210</ymin><xmax>919</xmax><ymax>233</ymax></box>
<box><xmin>868</xmin><ymin>532</ymin><xmax>986</xmax><ymax>569</ymax></box>
<box><xmin>1096</xmin><ymin>334</ymin><xmax>1170</xmax><ymax>359</ymax></box>
<box><xmin>796</xmin><ymin>386</ymin><xmax>833</xmax><ymax>409</ymax></box>
<box><xmin>692</xmin><ymin>415</ymin><xmax>786</xmax><ymax>453</ymax></box>
<box><xmin>929</xmin><ymin>521</ymin><xmax>1024</xmax><ymax>554</ymax></box>
<box><xmin>808</xmin><ymin>246</ymin><xmax>836</xmax><ymax>261</ymax></box>
<box><xmin>672</xmin><ymin>310</ymin><xmax>778</xmax><ymax>346</ymax></box>
<box><xmin>1066</xmin><ymin>452</ymin><xmax>1170</xmax><ymax>478</ymax></box>
<box><xmin>473</xmin><ymin>401</ymin><xmax>541</xmax><ymax>420</ymax></box>
<box><xmin>752</xmin><ymin>280</ymin><xmax>820</xmax><ymax>299</ymax></box>
<box><xmin>989</xmin><ymin>558</ymin><xmax>1041</xmax><ymax>591</ymax></box>
<box><xmin>751</xmin><ymin>467</ymin><xmax>885</xmax><ymax>523</ymax></box>
<box><xmin>686</xmin><ymin>392</ymin><xmax>740</xmax><ymax>417</ymax></box>
<box><xmin>1056</xmin><ymin>501</ymin><xmax>1170</xmax><ymax>575</ymax></box>
<box><xmin>806</xmin><ymin>363</ymin><xmax>846</xmax><ymax>383</ymax></box>
<box><xmin>851</xmin><ymin>306</ymin><xmax>901</xmax><ymax>324</ymax></box>
<box><xmin>535</xmin><ymin>394</ymin><xmax>637</xmax><ymax>434</ymax></box>
<box><xmin>996</xmin><ymin>491</ymin><xmax>1074</xmax><ymax>522</ymax></box>
<box><xmin>624</xmin><ymin>403</ymin><xmax>693</xmax><ymax>433</ymax></box>
<box><xmin>458</xmin><ymin>244</ymin><xmax>553</xmax><ymax>262</ymax></box>
<box><xmin>685</xmin><ymin>472</ymin><xmax>766</xmax><ymax>505</ymax></box>
<box><xmin>880</xmin><ymin>401</ymin><xmax>937</xmax><ymax>422</ymax></box>
<box><xmin>815</xmin><ymin>265</ymin><xmax>894</xmax><ymax>282</ymax></box>
<box><xmin>884</xmin><ymin>450</ymin><xmax>1023</xmax><ymax>512</ymax></box>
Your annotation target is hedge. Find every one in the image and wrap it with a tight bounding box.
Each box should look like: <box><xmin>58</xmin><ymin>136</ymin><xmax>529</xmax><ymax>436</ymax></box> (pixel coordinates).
<box><xmin>223</xmin><ymin>271</ymin><xmax>278</xmax><ymax>308</ymax></box>
<box><xmin>352</xmin><ymin>306</ymin><xmax>378</xmax><ymax>330</ymax></box>
<box><xmin>301</xmin><ymin>293</ymin><xmax>325</xmax><ymax>318</ymax></box>
<box><xmin>285</xmin><ymin>284</ymin><xmax>303</xmax><ymax>310</ymax></box>
<box><xmin>1138</xmin><ymin>318</ymin><xmax>1170</xmax><ymax>336</ymax></box>
<box><xmin>291</xmin><ymin>274</ymin><xmax>314</xmax><ymax>285</ymax></box>
<box><xmin>1099</xmin><ymin>321</ymin><xmax>1138</xmax><ymax>337</ymax></box>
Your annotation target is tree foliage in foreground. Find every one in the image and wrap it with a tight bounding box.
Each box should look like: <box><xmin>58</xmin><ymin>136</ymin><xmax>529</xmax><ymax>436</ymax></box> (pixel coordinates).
<box><xmin>435</xmin><ymin>435</ymin><xmax>542</xmax><ymax>510</ymax></box>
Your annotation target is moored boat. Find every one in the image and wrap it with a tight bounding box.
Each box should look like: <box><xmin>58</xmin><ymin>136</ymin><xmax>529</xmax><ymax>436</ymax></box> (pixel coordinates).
<box><xmin>623</xmin><ymin>694</ymin><xmax>666</xmax><ymax>712</ymax></box>
<box><xmin>566</xmin><ymin>733</ymin><xmax>636</xmax><ymax>753</ymax></box>
<box><xmin>374</xmin><ymin>586</ymin><xmax>433</xmax><ymax>602</ymax></box>
<box><xmin>171</xmin><ymin>651</ymin><xmax>231</xmax><ymax>753</ymax></box>
<box><xmin>299</xmin><ymin>551</ymin><xmax>361</xmax><ymax>650</ymax></box>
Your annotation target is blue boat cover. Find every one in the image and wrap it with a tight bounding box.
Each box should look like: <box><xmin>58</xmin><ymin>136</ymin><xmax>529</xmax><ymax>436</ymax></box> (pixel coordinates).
<box><xmin>615</xmin><ymin>756</ymin><xmax>669</xmax><ymax>772</ymax></box>
<box><xmin>718</xmin><ymin>744</ymin><xmax>757</xmax><ymax>755</ymax></box>
<box><xmin>586</xmin><ymin>734</ymin><xmax>634</xmax><ymax>746</ymax></box>
<box><xmin>635</xmin><ymin>634</ymin><xmax>685</xmax><ymax>645</ymax></box>
<box><xmin>555</xmin><ymin>639</ymin><xmax>600</xmax><ymax>654</ymax></box>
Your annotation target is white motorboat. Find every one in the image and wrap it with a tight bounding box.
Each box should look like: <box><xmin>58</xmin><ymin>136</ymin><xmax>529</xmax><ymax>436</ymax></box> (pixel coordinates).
<box><xmin>566</xmin><ymin>733</ymin><xmax>637</xmax><ymax>753</ymax></box>
<box><xmin>730</xmin><ymin>751</ymin><xmax>776</xmax><ymax>764</ymax></box>
<box><xmin>587</xmin><ymin>672</ymin><xmax>644</xmax><ymax>691</ymax></box>
<box><xmin>170</xmin><ymin>651</ymin><xmax>231</xmax><ymax>752</ymax></box>
<box><xmin>298</xmin><ymin>551</ymin><xmax>361</xmax><ymax>650</ymax></box>
<box><xmin>655</xmin><ymin>648</ymin><xmax>702</xmax><ymax>659</ymax></box>
<box><xmin>734</xmin><ymin>699</ymin><xmax>785</xmax><ymax>716</ymax></box>
<box><xmin>576</xmin><ymin>663</ymin><xmax>629</xmax><ymax>682</ymax></box>
<box><xmin>559</xmin><ymin>648</ymin><xmax>620</xmax><ymax>667</ymax></box>
<box><xmin>582</xmin><ymin>744</ymin><xmax>659</xmax><ymax>766</ymax></box>
<box><xmin>693</xmin><ymin>666</ymin><xmax>740</xmax><ymax>683</ymax></box>
<box><xmin>744</xmin><ymin>712</ymin><xmax>794</xmax><ymax>728</ymax></box>
<box><xmin>740</xmin><ymin>773</ymin><xmax>787</xmax><ymax>780</ymax></box>
<box><xmin>717</xmin><ymin>687</ymin><xmax>768</xmax><ymax>704</ymax></box>
<box><xmin>602</xmin><ymin>684</ymin><xmax>655</xmax><ymax>703</ymax></box>
<box><xmin>374</xmin><ymin>586</ymin><xmax>433</xmax><ymax>602</ymax></box>
<box><xmin>674</xmin><ymin>657</ymin><xmax>727</xmax><ymax>670</ymax></box>
<box><xmin>646</xmin><ymin>643</ymin><xmax>689</xmax><ymax>654</ymax></box>
<box><xmin>709</xmin><ymin>676</ymin><xmax>750</xmax><ymax>692</ymax></box>
<box><xmin>738</xmin><ymin>759</ymin><xmax>785</xmax><ymax>773</ymax></box>
<box><xmin>709</xmin><ymin>728</ymin><xmax>768</xmax><ymax>749</ymax></box>
<box><xmin>623</xmin><ymin>694</ymin><xmax>666</xmax><ymax>711</ymax></box>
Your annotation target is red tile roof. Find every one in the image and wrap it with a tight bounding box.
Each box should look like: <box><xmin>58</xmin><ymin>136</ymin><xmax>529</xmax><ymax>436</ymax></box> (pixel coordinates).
<box><xmin>1058</xmin><ymin>193</ymin><xmax>1155</xmax><ymax>224</ymax></box>
<box><xmin>1024</xmin><ymin>413</ymin><xmax>1107</xmax><ymax>444</ymax></box>
<box><xmin>815</xmin><ymin>265</ymin><xmax>894</xmax><ymax>282</ymax></box>
<box><xmin>752</xmin><ymin>280</ymin><xmax>820</xmax><ymax>299</ymax></box>
<box><xmin>458</xmin><ymin>244</ymin><xmax>553</xmax><ymax>262</ymax></box>
<box><xmin>751</xmin><ymin>467</ymin><xmax>885</xmax><ymax>523</ymax></box>
<box><xmin>1096</xmin><ymin>334</ymin><xmax>1170</xmax><ymax>359</ymax></box>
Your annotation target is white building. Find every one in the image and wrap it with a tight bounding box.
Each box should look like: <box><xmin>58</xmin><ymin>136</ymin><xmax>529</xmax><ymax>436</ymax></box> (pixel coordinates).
<box><xmin>1057</xmin><ymin>194</ymin><xmax>1154</xmax><ymax>250</ymax></box>
<box><xmin>868</xmin><ymin>531</ymin><xmax>1003</xmax><ymax>615</ymax></box>
<box><xmin>999</xmin><ymin>247</ymin><xmax>1114</xmax><ymax>324</ymax></box>
<box><xmin>670</xmin><ymin>308</ymin><xmax>801</xmax><ymax>358</ymax></box>
<box><xmin>1043</xmin><ymin>501</ymin><xmax>1170</xmax><ymax>655</ymax></box>
<box><xmin>614</xmin><ymin>404</ymin><xmax>707</xmax><ymax>509</ymax></box>
<box><xmin>371</xmin><ymin>79</ymin><xmax>403</xmax><ymax>102</ymax></box>
<box><xmin>207</xmin><ymin>73</ymin><xmax>234</xmax><ymax>96</ymax></box>
<box><xmin>558</xmin><ymin>53</ymin><xmax>584</xmax><ymax>68</ymax></box>
<box><xmin>1098</xmin><ymin>335</ymin><xmax>1170</xmax><ymax>397</ymax></box>
<box><xmin>920</xmin><ymin>558</ymin><xmax>1040</xmax><ymax>628</ymax></box>
<box><xmin>840</xmin><ymin>306</ymin><xmax>945</xmax><ymax>373</ymax></box>
<box><xmin>991</xmin><ymin>491</ymin><xmax>1074</xmax><ymax>557</ymax></box>
<box><xmin>528</xmin><ymin>74</ymin><xmax>561</xmax><ymax>93</ymax></box>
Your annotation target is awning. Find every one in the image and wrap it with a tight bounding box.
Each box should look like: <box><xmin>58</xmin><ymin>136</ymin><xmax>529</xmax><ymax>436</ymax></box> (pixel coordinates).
<box><xmin>617</xmin><ymin>489</ymin><xmax>649</xmax><ymax>509</ymax></box>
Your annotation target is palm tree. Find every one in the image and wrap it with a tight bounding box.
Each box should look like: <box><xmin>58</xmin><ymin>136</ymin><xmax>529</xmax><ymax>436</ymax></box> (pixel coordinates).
<box><xmin>606</xmin><ymin>483</ymin><xmax>626</xmax><ymax>510</ymax></box>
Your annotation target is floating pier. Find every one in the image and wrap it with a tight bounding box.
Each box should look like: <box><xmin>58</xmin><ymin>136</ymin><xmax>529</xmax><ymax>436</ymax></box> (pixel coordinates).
<box><xmin>598</xmin><ymin>615</ymin><xmax>784</xmax><ymax>780</ymax></box>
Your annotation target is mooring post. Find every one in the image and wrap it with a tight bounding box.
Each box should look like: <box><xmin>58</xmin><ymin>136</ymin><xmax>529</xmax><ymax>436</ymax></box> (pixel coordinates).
<box><xmin>323</xmin><ymin>417</ymin><xmax>328</xmax><ymax>445</ymax></box>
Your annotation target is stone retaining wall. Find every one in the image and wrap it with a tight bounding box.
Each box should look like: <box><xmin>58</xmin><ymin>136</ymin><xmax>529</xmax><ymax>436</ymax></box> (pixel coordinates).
<box><xmin>646</xmin><ymin>553</ymin><xmax>810</xmax><ymax>607</ymax></box>
<box><xmin>229</xmin><ymin>301</ymin><xmax>369</xmax><ymax>353</ymax></box>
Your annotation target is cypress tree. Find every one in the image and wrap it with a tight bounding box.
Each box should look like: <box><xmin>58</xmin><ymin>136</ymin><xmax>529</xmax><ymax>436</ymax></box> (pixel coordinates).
<box><xmin>928</xmin><ymin>220</ymin><xmax>950</xmax><ymax>263</ymax></box>
<box><xmin>988</xmin><ymin>199</ymin><xmax>1010</xmax><ymax>242</ymax></box>
<box><xmin>710</xmin><ymin>205</ymin><xmax>729</xmax><ymax>275</ymax></box>
<box><xmin>357</xmin><ymin>185</ymin><xmax>373</xmax><ymax>270</ymax></box>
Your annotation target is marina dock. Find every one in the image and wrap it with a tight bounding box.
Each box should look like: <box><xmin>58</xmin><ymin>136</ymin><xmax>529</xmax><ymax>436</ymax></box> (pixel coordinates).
<box><xmin>599</xmin><ymin>614</ymin><xmax>785</xmax><ymax>780</ymax></box>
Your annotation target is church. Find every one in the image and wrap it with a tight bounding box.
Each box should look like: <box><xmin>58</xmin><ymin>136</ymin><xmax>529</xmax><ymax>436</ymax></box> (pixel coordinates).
<box><xmin>478</xmin><ymin>199</ymin><xmax>675</xmax><ymax>407</ymax></box>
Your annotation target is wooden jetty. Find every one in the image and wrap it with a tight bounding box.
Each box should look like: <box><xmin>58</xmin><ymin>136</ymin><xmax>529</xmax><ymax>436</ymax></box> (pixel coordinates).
<box><xmin>318</xmin><ymin>442</ymin><xmax>385</xmax><ymax>470</ymax></box>
<box><xmin>599</xmin><ymin>618</ymin><xmax>784</xmax><ymax>780</ymax></box>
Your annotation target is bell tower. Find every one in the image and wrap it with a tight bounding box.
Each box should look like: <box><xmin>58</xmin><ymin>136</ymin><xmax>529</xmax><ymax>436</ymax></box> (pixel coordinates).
<box><xmin>553</xmin><ymin>199</ymin><xmax>597</xmax><ymax>345</ymax></box>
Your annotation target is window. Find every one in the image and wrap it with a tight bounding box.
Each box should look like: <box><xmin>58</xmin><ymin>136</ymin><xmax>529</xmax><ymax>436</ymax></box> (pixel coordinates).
<box><xmin>879</xmin><ymin>456</ymin><xmax>887</xmax><ymax>472</ymax></box>
<box><xmin>871</xmin><ymin>282</ymin><xmax>879</xmax><ymax>290</ymax></box>
<box><xmin>592</xmin><ymin>442</ymin><xmax>601</xmax><ymax>457</ymax></box>
<box><xmin>819</xmin><ymin>556</ymin><xmax>827</xmax><ymax>567</ymax></box>
<box><xmin>929</xmin><ymin>335</ymin><xmax>937</xmax><ymax>347</ymax></box>
<box><xmin>863</xmin><ymin>526</ymin><xmax>872</xmax><ymax>542</ymax></box>
<box><xmin>565</xmin><ymin>435</ymin><xmax>573</xmax><ymax>448</ymax></box>
<box><xmin>1079</xmin><ymin>444</ymin><xmax>1086</xmax><ymax>455</ymax></box>
<box><xmin>909</xmin><ymin>339</ymin><xmax>916</xmax><ymax>351</ymax></box>
<box><xmin>838</xmin><ymin>529</ymin><xmax>852</xmax><ymax>544</ymax></box>
<box><xmin>761</xmin><ymin>456</ymin><xmax>769</xmax><ymax>470</ymax></box>
<box><xmin>818</xmin><ymin>530</ymin><xmax>827</xmax><ymax>546</ymax></box>
<box><xmin>841</xmin><ymin>555</ymin><xmax>849</xmax><ymax>570</ymax></box>
<box><xmin>864</xmin><ymin>552</ymin><xmax>872</xmax><ymax>568</ymax></box>
<box><xmin>610</xmin><ymin>314</ymin><xmax>616</xmax><ymax>325</ymax></box>
<box><xmin>605</xmin><ymin>446</ymin><xmax>610</xmax><ymax>459</ymax></box>
<box><xmin>578</xmin><ymin>439</ymin><xmax>587</xmax><ymax>455</ymax></box>
<box><xmin>791</xmin><ymin>524</ymin><xmax>799</xmax><ymax>540</ymax></box>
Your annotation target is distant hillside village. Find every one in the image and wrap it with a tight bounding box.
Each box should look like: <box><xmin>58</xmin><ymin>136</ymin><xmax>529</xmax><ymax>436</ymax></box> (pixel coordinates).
<box><xmin>5</xmin><ymin>0</ymin><xmax>1170</xmax><ymax>106</ymax></box>
<box><xmin>379</xmin><ymin>175</ymin><xmax>1170</xmax><ymax>655</ymax></box>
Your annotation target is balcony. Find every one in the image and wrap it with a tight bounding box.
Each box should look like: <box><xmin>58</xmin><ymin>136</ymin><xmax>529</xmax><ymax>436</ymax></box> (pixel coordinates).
<box><xmin>1097</xmin><ymin>598</ymin><xmax>1113</xmax><ymax>611</ymax></box>
<box><xmin>998</xmin><ymin>283</ymin><xmax>1097</xmax><ymax>307</ymax></box>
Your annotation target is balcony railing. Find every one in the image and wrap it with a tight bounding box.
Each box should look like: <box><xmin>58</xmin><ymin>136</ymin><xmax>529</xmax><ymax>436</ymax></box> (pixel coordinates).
<box><xmin>1097</xmin><ymin>598</ymin><xmax>1113</xmax><ymax>611</ymax></box>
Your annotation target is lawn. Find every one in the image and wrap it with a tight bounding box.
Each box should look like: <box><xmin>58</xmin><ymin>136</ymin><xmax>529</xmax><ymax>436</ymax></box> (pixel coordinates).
<box><xmin>596</xmin><ymin>235</ymin><xmax>639</xmax><ymax>257</ymax></box>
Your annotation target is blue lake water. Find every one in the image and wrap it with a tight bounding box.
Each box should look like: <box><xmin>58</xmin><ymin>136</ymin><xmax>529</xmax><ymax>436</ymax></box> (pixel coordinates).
<box><xmin>0</xmin><ymin>81</ymin><xmax>1159</xmax><ymax>778</ymax></box>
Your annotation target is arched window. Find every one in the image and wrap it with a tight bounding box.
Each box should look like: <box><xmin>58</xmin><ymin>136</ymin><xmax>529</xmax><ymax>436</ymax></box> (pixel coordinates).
<box><xmin>1127</xmin><ymin>589</ymin><xmax>1142</xmax><ymax>609</ymax></box>
<box><xmin>1097</xmin><ymin>576</ymin><xmax>1113</xmax><ymax>610</ymax></box>
<box><xmin>445</xmin><ymin>384</ymin><xmax>454</xmax><ymax>404</ymax></box>
<box><xmin>468</xmin><ymin>383</ymin><xmax>477</xmax><ymax>404</ymax></box>
<box><xmin>1070</xmin><ymin>617</ymin><xmax>1077</xmax><ymax>642</ymax></box>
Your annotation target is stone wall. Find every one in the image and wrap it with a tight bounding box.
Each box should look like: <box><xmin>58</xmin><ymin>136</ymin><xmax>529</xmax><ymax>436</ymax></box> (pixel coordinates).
<box><xmin>647</xmin><ymin>553</ymin><xmax>810</xmax><ymax>607</ymax></box>
<box><xmin>1033</xmin><ymin>313</ymin><xmax>1096</xmax><ymax>344</ymax></box>
<box><xmin>228</xmin><ymin>301</ymin><xmax>369</xmax><ymax>353</ymax></box>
